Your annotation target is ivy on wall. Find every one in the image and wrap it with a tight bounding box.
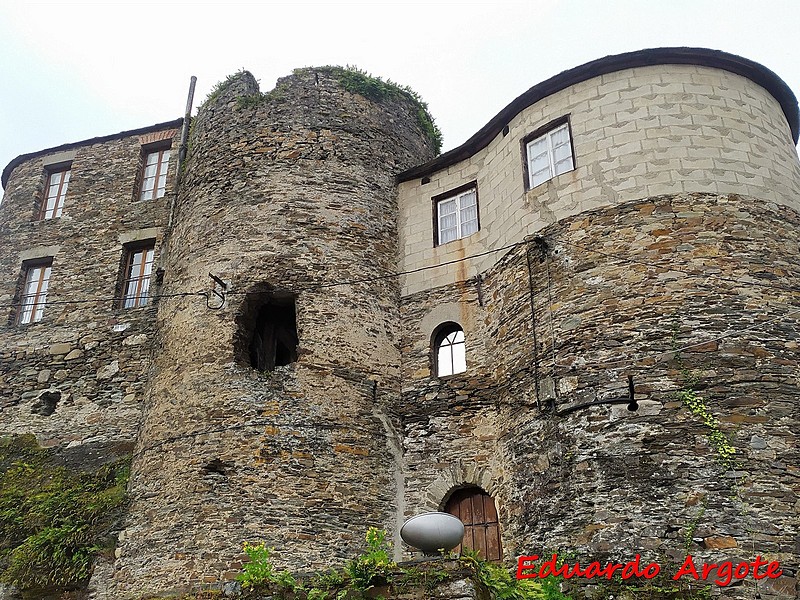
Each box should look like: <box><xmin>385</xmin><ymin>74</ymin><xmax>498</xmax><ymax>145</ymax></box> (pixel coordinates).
<box><xmin>0</xmin><ymin>435</ymin><xmax>129</xmax><ymax>597</ymax></box>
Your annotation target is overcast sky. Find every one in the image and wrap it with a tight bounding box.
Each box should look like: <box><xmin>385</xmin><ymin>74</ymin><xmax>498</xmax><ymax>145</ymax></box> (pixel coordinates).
<box><xmin>1</xmin><ymin>0</ymin><xmax>798</xmax><ymax>190</ymax></box>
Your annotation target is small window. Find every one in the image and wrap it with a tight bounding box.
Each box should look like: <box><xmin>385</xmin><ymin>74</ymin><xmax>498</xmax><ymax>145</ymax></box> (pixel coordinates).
<box><xmin>525</xmin><ymin>121</ymin><xmax>574</xmax><ymax>188</ymax></box>
<box><xmin>139</xmin><ymin>147</ymin><xmax>171</xmax><ymax>201</ymax></box>
<box><xmin>40</xmin><ymin>166</ymin><xmax>70</xmax><ymax>219</ymax></box>
<box><xmin>433</xmin><ymin>322</ymin><xmax>466</xmax><ymax>377</ymax></box>
<box><xmin>249</xmin><ymin>299</ymin><xmax>299</xmax><ymax>371</ymax></box>
<box><xmin>434</xmin><ymin>184</ymin><xmax>479</xmax><ymax>245</ymax></box>
<box><xmin>120</xmin><ymin>243</ymin><xmax>155</xmax><ymax>308</ymax></box>
<box><xmin>16</xmin><ymin>260</ymin><xmax>53</xmax><ymax>324</ymax></box>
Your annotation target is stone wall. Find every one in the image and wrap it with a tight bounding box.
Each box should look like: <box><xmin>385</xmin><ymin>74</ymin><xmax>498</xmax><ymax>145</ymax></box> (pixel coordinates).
<box><xmin>0</xmin><ymin>124</ymin><xmax>179</xmax><ymax>455</ymax></box>
<box><xmin>398</xmin><ymin>192</ymin><xmax>799</xmax><ymax>599</ymax></box>
<box><xmin>109</xmin><ymin>69</ymin><xmax>437</xmax><ymax>597</ymax></box>
<box><xmin>397</xmin><ymin>64</ymin><xmax>800</xmax><ymax>294</ymax></box>
<box><xmin>0</xmin><ymin>50</ymin><xmax>797</xmax><ymax>600</ymax></box>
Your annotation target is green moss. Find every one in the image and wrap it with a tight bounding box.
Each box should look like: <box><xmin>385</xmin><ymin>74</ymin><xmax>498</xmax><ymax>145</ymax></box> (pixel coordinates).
<box><xmin>201</xmin><ymin>66</ymin><xmax>442</xmax><ymax>154</ymax></box>
<box><xmin>0</xmin><ymin>435</ymin><xmax>130</xmax><ymax>596</ymax></box>
<box><xmin>295</xmin><ymin>65</ymin><xmax>443</xmax><ymax>154</ymax></box>
<box><xmin>200</xmin><ymin>68</ymin><xmax>253</xmax><ymax>110</ymax></box>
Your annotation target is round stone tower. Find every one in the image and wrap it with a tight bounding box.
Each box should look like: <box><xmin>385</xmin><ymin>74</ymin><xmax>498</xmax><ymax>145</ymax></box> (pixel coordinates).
<box><xmin>394</xmin><ymin>49</ymin><xmax>800</xmax><ymax>599</ymax></box>
<box><xmin>110</xmin><ymin>68</ymin><xmax>437</xmax><ymax>596</ymax></box>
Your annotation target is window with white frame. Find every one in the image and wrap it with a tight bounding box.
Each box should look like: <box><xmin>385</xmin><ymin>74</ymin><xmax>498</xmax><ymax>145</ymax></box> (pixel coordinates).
<box><xmin>17</xmin><ymin>260</ymin><xmax>53</xmax><ymax>324</ymax></box>
<box><xmin>433</xmin><ymin>322</ymin><xmax>467</xmax><ymax>377</ymax></box>
<box><xmin>40</xmin><ymin>166</ymin><xmax>70</xmax><ymax>219</ymax></box>
<box><xmin>139</xmin><ymin>147</ymin><xmax>170</xmax><ymax>201</ymax></box>
<box><xmin>436</xmin><ymin>186</ymin><xmax>479</xmax><ymax>245</ymax></box>
<box><xmin>525</xmin><ymin>121</ymin><xmax>574</xmax><ymax>188</ymax></box>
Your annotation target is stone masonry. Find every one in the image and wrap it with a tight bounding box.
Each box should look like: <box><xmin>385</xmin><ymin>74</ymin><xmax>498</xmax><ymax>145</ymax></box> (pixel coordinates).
<box><xmin>0</xmin><ymin>48</ymin><xmax>798</xmax><ymax>599</ymax></box>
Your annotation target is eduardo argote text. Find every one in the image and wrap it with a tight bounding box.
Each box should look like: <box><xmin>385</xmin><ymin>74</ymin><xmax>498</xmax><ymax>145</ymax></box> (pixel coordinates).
<box><xmin>516</xmin><ymin>553</ymin><xmax>783</xmax><ymax>587</ymax></box>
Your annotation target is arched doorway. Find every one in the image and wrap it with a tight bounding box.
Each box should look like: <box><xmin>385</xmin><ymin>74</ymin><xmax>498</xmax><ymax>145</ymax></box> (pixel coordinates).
<box><xmin>444</xmin><ymin>487</ymin><xmax>502</xmax><ymax>560</ymax></box>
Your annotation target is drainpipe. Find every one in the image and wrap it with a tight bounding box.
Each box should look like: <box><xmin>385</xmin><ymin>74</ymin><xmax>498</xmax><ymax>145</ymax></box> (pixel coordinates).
<box><xmin>170</xmin><ymin>76</ymin><xmax>196</xmax><ymax>228</ymax></box>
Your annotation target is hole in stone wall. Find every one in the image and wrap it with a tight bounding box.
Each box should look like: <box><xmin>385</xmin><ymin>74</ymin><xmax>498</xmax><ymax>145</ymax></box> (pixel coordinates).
<box><xmin>202</xmin><ymin>458</ymin><xmax>228</xmax><ymax>476</ymax></box>
<box><xmin>236</xmin><ymin>285</ymin><xmax>298</xmax><ymax>372</ymax></box>
<box><xmin>31</xmin><ymin>390</ymin><xmax>61</xmax><ymax>416</ymax></box>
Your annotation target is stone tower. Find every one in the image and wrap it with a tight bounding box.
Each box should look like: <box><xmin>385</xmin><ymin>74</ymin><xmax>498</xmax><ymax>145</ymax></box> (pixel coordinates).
<box><xmin>2</xmin><ymin>48</ymin><xmax>798</xmax><ymax>600</ymax></box>
<box><xmin>109</xmin><ymin>69</ymin><xmax>437</xmax><ymax>596</ymax></box>
<box><xmin>395</xmin><ymin>48</ymin><xmax>800</xmax><ymax>599</ymax></box>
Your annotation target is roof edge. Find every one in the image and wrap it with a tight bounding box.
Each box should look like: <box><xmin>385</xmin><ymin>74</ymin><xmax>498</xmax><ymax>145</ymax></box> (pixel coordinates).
<box><xmin>2</xmin><ymin>117</ymin><xmax>184</xmax><ymax>189</ymax></box>
<box><xmin>397</xmin><ymin>47</ymin><xmax>800</xmax><ymax>183</ymax></box>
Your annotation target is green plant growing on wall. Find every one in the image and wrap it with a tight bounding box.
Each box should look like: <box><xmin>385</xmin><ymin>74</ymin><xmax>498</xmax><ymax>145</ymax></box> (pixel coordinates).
<box><xmin>683</xmin><ymin>501</ymin><xmax>707</xmax><ymax>554</ymax></box>
<box><xmin>237</xmin><ymin>542</ymin><xmax>297</xmax><ymax>592</ymax></box>
<box><xmin>0</xmin><ymin>434</ymin><xmax>130</xmax><ymax>596</ymax></box>
<box><xmin>671</xmin><ymin>321</ymin><xmax>736</xmax><ymax>470</ymax></box>
<box><xmin>201</xmin><ymin>68</ymin><xmax>252</xmax><ymax>109</ymax></box>
<box><xmin>675</xmin><ymin>375</ymin><xmax>736</xmax><ymax>470</ymax></box>
<box><xmin>295</xmin><ymin>65</ymin><xmax>443</xmax><ymax>154</ymax></box>
<box><xmin>343</xmin><ymin>526</ymin><xmax>395</xmax><ymax>591</ymax></box>
<box><xmin>460</xmin><ymin>548</ymin><xmax>571</xmax><ymax>600</ymax></box>
<box><xmin>230</xmin><ymin>529</ymin><xmax>574</xmax><ymax>599</ymax></box>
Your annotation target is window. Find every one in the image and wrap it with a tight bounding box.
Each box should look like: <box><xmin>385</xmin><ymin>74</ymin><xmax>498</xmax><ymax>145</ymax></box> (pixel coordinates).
<box><xmin>120</xmin><ymin>243</ymin><xmax>155</xmax><ymax>308</ymax></box>
<box><xmin>433</xmin><ymin>322</ymin><xmax>466</xmax><ymax>377</ymax></box>
<box><xmin>17</xmin><ymin>261</ymin><xmax>52</xmax><ymax>324</ymax></box>
<box><xmin>525</xmin><ymin>121</ymin><xmax>574</xmax><ymax>188</ymax></box>
<box><xmin>139</xmin><ymin>147</ymin><xmax>171</xmax><ymax>200</ymax></box>
<box><xmin>444</xmin><ymin>487</ymin><xmax>502</xmax><ymax>561</ymax></box>
<box><xmin>40</xmin><ymin>166</ymin><xmax>70</xmax><ymax>219</ymax></box>
<box><xmin>435</xmin><ymin>185</ymin><xmax>479</xmax><ymax>245</ymax></box>
<box><xmin>248</xmin><ymin>299</ymin><xmax>299</xmax><ymax>371</ymax></box>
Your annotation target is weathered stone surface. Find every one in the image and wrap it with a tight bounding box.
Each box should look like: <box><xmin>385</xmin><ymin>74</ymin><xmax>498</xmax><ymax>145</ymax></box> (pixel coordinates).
<box><xmin>48</xmin><ymin>343</ymin><xmax>72</xmax><ymax>355</ymax></box>
<box><xmin>702</xmin><ymin>535</ymin><xmax>738</xmax><ymax>549</ymax></box>
<box><xmin>110</xmin><ymin>69</ymin><xmax>437</xmax><ymax>598</ymax></box>
<box><xmin>1</xmin><ymin>56</ymin><xmax>798</xmax><ymax>600</ymax></box>
<box><xmin>399</xmin><ymin>194</ymin><xmax>800</xmax><ymax>600</ymax></box>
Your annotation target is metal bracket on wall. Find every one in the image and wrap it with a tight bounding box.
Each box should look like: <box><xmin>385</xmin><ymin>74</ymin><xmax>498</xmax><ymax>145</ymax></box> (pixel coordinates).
<box><xmin>554</xmin><ymin>375</ymin><xmax>638</xmax><ymax>417</ymax></box>
<box><xmin>206</xmin><ymin>272</ymin><xmax>227</xmax><ymax>310</ymax></box>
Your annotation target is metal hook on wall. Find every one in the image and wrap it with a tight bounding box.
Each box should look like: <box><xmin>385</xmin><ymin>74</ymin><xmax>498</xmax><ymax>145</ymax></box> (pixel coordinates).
<box><xmin>206</xmin><ymin>273</ymin><xmax>227</xmax><ymax>310</ymax></box>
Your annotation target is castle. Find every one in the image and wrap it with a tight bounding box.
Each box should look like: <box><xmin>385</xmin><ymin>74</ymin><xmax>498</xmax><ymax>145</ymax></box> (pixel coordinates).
<box><xmin>0</xmin><ymin>48</ymin><xmax>798</xmax><ymax>599</ymax></box>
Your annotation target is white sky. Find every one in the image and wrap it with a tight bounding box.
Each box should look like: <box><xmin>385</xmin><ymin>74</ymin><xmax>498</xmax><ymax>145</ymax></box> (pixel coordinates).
<box><xmin>1</xmin><ymin>0</ymin><xmax>799</xmax><ymax>187</ymax></box>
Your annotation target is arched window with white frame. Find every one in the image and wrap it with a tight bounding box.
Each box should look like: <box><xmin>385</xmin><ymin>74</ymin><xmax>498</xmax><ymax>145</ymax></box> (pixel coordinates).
<box><xmin>433</xmin><ymin>322</ymin><xmax>467</xmax><ymax>377</ymax></box>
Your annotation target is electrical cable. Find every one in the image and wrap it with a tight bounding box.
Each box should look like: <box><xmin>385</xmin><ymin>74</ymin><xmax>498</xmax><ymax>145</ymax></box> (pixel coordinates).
<box><xmin>3</xmin><ymin>225</ymin><xmax>799</xmax><ymax>309</ymax></box>
<box><xmin>2</xmin><ymin>229</ymin><xmax>798</xmax><ymax>377</ymax></box>
<box><xmin>0</xmin><ymin>238</ymin><xmax>534</xmax><ymax>310</ymax></box>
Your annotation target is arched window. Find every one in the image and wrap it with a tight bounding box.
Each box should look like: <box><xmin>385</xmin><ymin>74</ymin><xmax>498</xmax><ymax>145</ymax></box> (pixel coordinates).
<box><xmin>444</xmin><ymin>487</ymin><xmax>502</xmax><ymax>561</ymax></box>
<box><xmin>433</xmin><ymin>322</ymin><xmax>466</xmax><ymax>377</ymax></box>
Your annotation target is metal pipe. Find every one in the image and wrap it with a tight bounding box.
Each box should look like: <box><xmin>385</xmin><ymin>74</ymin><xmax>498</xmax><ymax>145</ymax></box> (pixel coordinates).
<box><xmin>176</xmin><ymin>75</ymin><xmax>197</xmax><ymax>184</ymax></box>
<box><xmin>168</xmin><ymin>76</ymin><xmax>196</xmax><ymax>229</ymax></box>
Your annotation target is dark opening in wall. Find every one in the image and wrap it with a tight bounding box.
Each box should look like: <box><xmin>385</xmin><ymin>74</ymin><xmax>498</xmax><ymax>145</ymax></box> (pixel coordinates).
<box><xmin>201</xmin><ymin>458</ymin><xmax>228</xmax><ymax>476</ymax></box>
<box><xmin>31</xmin><ymin>390</ymin><xmax>61</xmax><ymax>416</ymax></box>
<box><xmin>236</xmin><ymin>285</ymin><xmax>299</xmax><ymax>372</ymax></box>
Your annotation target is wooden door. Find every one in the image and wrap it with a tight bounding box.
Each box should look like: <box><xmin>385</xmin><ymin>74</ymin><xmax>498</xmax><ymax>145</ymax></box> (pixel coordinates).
<box><xmin>444</xmin><ymin>487</ymin><xmax>502</xmax><ymax>560</ymax></box>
